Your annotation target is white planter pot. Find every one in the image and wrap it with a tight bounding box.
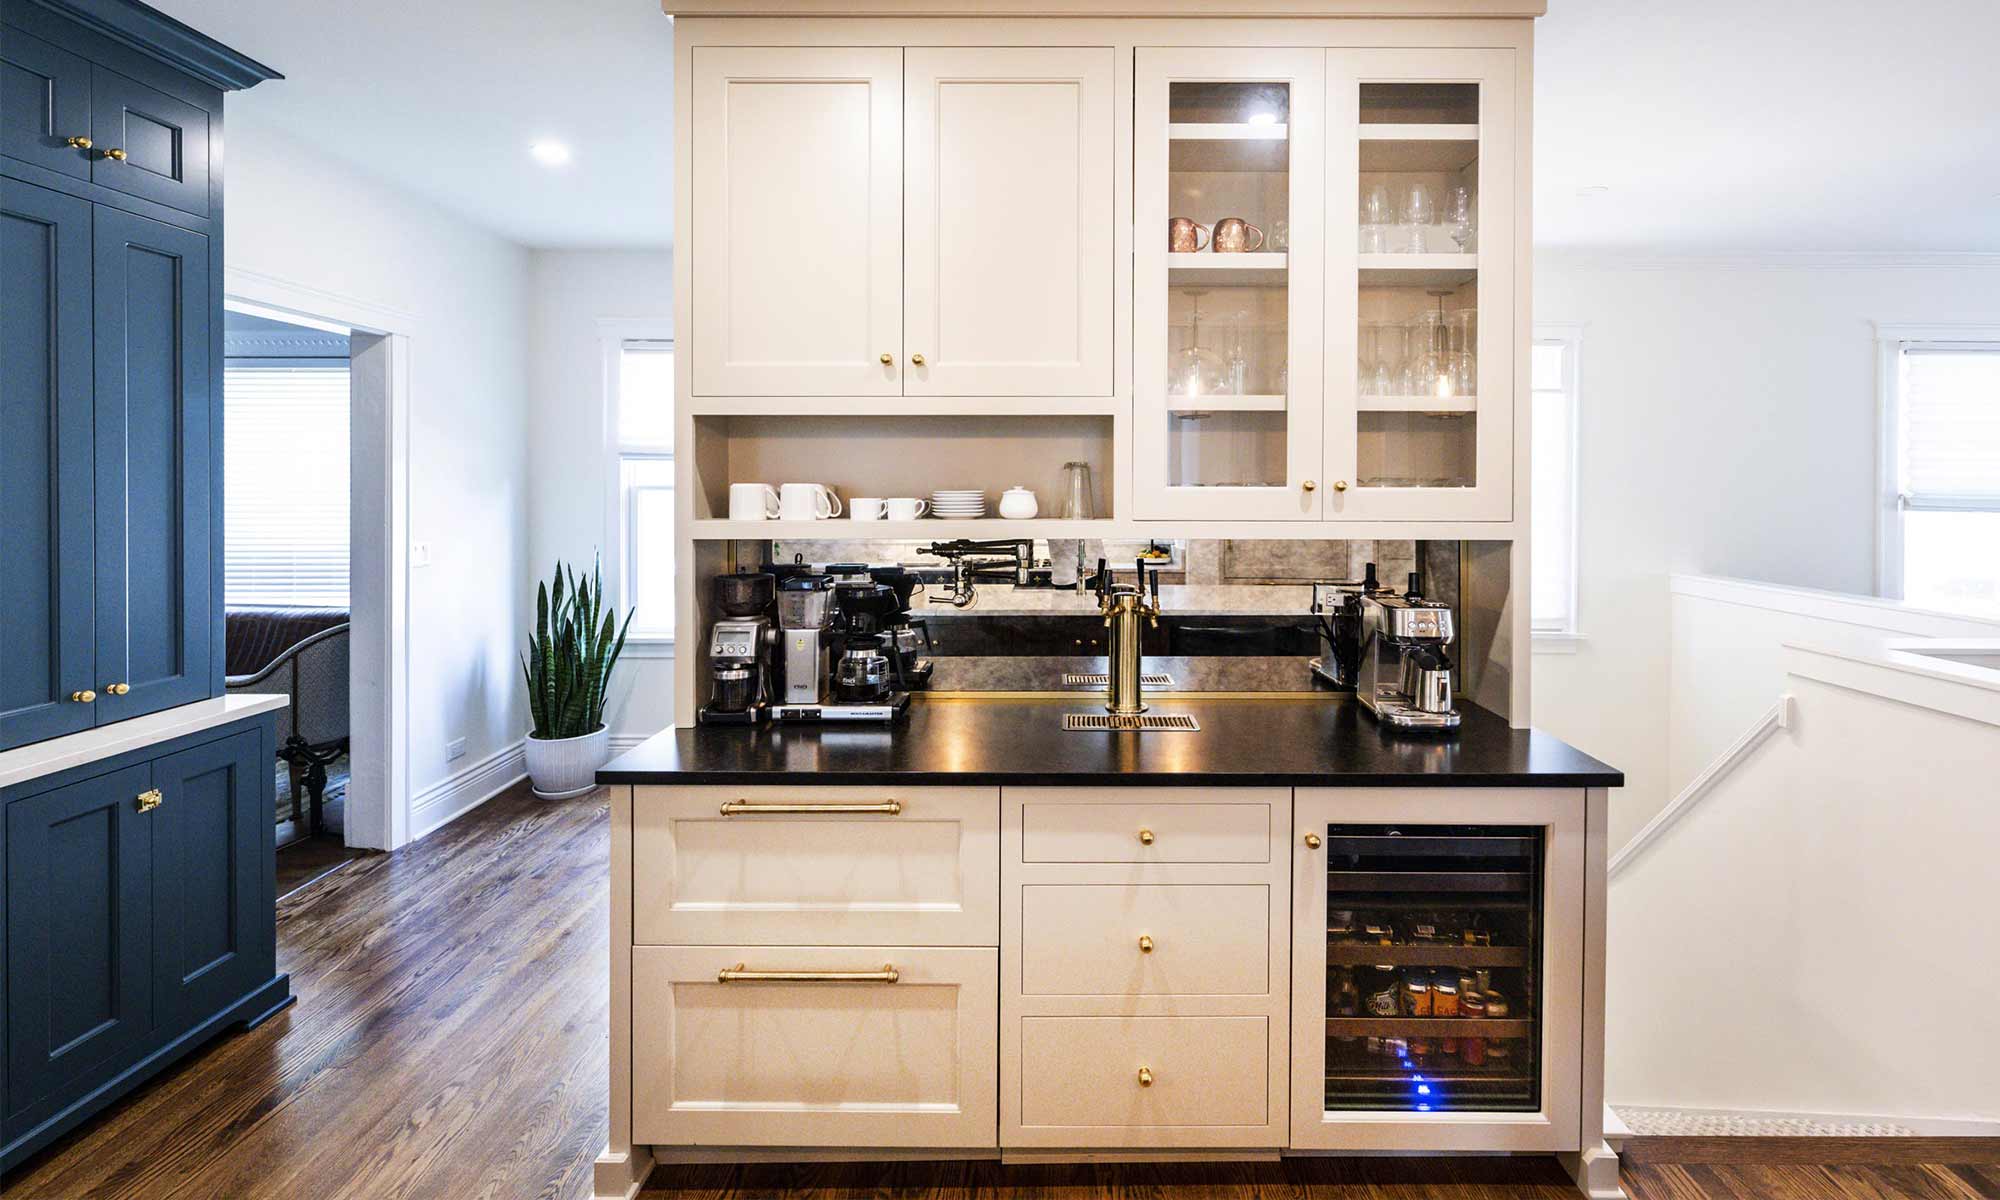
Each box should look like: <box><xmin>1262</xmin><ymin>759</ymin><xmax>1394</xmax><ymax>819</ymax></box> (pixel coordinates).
<box><xmin>525</xmin><ymin>725</ymin><xmax>610</xmax><ymax>799</ymax></box>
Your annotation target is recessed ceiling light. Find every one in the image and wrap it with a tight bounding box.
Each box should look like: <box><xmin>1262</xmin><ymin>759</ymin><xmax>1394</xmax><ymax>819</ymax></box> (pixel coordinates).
<box><xmin>530</xmin><ymin>140</ymin><xmax>572</xmax><ymax>167</ymax></box>
<box><xmin>1575</xmin><ymin>185</ymin><xmax>1610</xmax><ymax>197</ymax></box>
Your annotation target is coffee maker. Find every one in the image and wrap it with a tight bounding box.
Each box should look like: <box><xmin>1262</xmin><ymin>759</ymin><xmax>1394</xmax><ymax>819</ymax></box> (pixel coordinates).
<box><xmin>864</xmin><ymin>567</ymin><xmax>933</xmax><ymax>690</ymax></box>
<box><xmin>1357</xmin><ymin>572</ymin><xmax>1461</xmax><ymax>732</ymax></box>
<box><xmin>701</xmin><ymin>571</ymin><xmax>777</xmax><ymax>725</ymax></box>
<box><xmin>771</xmin><ymin>573</ymin><xmax>910</xmax><ymax>722</ymax></box>
<box><xmin>774</xmin><ymin>574</ymin><xmax>834</xmax><ymax>706</ymax></box>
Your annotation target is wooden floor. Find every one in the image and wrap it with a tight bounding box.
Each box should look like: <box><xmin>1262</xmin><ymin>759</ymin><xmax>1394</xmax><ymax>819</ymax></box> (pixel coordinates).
<box><xmin>6</xmin><ymin>781</ymin><xmax>1995</xmax><ymax>1200</ymax></box>
<box><xmin>273</xmin><ymin>831</ymin><xmax>370</xmax><ymax>897</ymax></box>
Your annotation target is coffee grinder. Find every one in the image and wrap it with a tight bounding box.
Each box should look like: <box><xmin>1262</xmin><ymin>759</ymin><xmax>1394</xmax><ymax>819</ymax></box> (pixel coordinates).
<box><xmin>700</xmin><ymin>571</ymin><xmax>777</xmax><ymax>725</ymax></box>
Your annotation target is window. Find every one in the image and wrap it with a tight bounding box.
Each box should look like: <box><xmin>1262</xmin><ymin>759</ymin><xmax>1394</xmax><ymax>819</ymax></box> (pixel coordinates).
<box><xmin>1531</xmin><ymin>327</ymin><xmax>1581</xmax><ymax>643</ymax></box>
<box><xmin>1880</xmin><ymin>332</ymin><xmax>2000</xmax><ymax>616</ymax></box>
<box><xmin>224</xmin><ymin>365</ymin><xmax>350</xmax><ymax>607</ymax></box>
<box><xmin>613</xmin><ymin>338</ymin><xmax>675</xmax><ymax>641</ymax></box>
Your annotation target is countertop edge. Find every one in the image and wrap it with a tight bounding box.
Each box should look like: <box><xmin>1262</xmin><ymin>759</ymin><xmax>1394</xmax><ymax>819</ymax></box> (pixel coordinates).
<box><xmin>597</xmin><ymin>769</ymin><xmax>1624</xmax><ymax>787</ymax></box>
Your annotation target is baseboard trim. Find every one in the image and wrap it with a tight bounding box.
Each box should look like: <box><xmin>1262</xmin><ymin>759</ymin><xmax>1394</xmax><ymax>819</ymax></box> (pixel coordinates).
<box><xmin>409</xmin><ymin>740</ymin><xmax>526</xmax><ymax>841</ymax></box>
<box><xmin>1620</xmin><ymin>1135</ymin><xmax>2000</xmax><ymax>1166</ymax></box>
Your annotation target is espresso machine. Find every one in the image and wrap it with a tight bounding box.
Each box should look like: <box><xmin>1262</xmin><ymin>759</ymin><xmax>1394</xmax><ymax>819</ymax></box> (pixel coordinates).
<box><xmin>700</xmin><ymin>571</ymin><xmax>777</xmax><ymax>725</ymax></box>
<box><xmin>1357</xmin><ymin>572</ymin><xmax>1461</xmax><ymax>731</ymax></box>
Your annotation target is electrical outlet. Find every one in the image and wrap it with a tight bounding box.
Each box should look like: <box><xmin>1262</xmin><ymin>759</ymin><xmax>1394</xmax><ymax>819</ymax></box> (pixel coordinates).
<box><xmin>411</xmin><ymin>541</ymin><xmax>432</xmax><ymax>568</ymax></box>
<box><xmin>445</xmin><ymin>737</ymin><xmax>467</xmax><ymax>762</ymax></box>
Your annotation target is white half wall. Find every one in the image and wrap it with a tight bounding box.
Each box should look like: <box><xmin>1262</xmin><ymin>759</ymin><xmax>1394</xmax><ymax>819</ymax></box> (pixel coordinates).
<box><xmin>526</xmin><ymin>249</ymin><xmax>676</xmax><ymax>742</ymax></box>
<box><xmin>224</xmin><ymin>111</ymin><xmax>532</xmax><ymax>835</ymax></box>
<box><xmin>1530</xmin><ymin>257</ymin><xmax>2000</xmax><ymax>850</ymax></box>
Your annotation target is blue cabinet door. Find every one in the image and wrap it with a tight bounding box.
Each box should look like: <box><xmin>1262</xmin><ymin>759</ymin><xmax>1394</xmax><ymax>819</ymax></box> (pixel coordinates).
<box><xmin>149</xmin><ymin>729</ymin><xmax>268</xmax><ymax>1026</ymax></box>
<box><xmin>3</xmin><ymin>763</ymin><xmax>156</xmax><ymax>1124</ymax></box>
<box><xmin>0</xmin><ymin>24</ymin><xmax>93</xmax><ymax>179</ymax></box>
<box><xmin>87</xmin><ymin>65</ymin><xmax>211</xmax><ymax>217</ymax></box>
<box><xmin>1</xmin><ymin>177</ymin><xmax>96</xmax><ymax>751</ymax></box>
<box><xmin>91</xmin><ymin>207</ymin><xmax>212</xmax><ymax>724</ymax></box>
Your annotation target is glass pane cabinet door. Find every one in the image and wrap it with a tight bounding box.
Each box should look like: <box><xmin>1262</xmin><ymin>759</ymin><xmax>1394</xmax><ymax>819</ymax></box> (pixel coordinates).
<box><xmin>1136</xmin><ymin>49</ymin><xmax>1324</xmax><ymax>521</ymax></box>
<box><xmin>1290</xmin><ymin>790</ymin><xmax>1582</xmax><ymax>1152</ymax></box>
<box><xmin>1325</xmin><ymin>50</ymin><xmax>1516</xmax><ymax>521</ymax></box>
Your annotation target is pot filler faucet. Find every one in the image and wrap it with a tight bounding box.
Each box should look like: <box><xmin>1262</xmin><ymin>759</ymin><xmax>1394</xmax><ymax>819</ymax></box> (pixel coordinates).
<box><xmin>1093</xmin><ymin>558</ymin><xmax>1163</xmax><ymax>717</ymax></box>
<box><xmin>921</xmin><ymin>539</ymin><xmax>1035</xmax><ymax>608</ymax></box>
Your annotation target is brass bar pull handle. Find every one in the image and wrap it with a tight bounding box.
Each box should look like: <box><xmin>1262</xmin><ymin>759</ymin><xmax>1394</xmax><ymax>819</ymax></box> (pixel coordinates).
<box><xmin>716</xmin><ymin>963</ymin><xmax>899</xmax><ymax>984</ymax></box>
<box><xmin>136</xmin><ymin>789</ymin><xmax>163</xmax><ymax>813</ymax></box>
<box><xmin>718</xmin><ymin>800</ymin><xmax>902</xmax><ymax>816</ymax></box>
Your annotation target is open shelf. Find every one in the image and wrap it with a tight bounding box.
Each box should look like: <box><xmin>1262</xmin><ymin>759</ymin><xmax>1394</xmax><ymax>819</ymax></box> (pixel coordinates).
<box><xmin>690</xmin><ymin>518</ymin><xmax>1115</xmax><ymax>541</ymax></box>
<box><xmin>1358</xmin><ymin>254</ymin><xmax>1478</xmax><ymax>287</ymax></box>
<box><xmin>1357</xmin><ymin>395</ymin><xmax>1478</xmax><ymax>414</ymax></box>
<box><xmin>1326</xmin><ymin>1017</ymin><xmax>1533</xmax><ymax>1039</ymax></box>
<box><xmin>1169</xmin><ymin>252</ymin><xmax>1288</xmax><ymax>286</ymax></box>
<box><xmin>1166</xmin><ymin>393</ymin><xmax>1286</xmax><ymax>413</ymax></box>
<box><xmin>1324</xmin><ymin>943</ymin><xmax>1528</xmax><ymax>968</ymax></box>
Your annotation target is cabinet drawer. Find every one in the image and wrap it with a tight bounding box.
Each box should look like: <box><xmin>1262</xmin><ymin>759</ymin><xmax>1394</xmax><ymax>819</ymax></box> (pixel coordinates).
<box><xmin>1018</xmin><ymin>789</ymin><xmax>1280</xmax><ymax>864</ymax></box>
<box><xmin>632</xmin><ymin>945</ymin><xmax>997</xmax><ymax>1148</ymax></box>
<box><xmin>1018</xmin><ymin>1015</ymin><xmax>1268</xmax><ymax>1129</ymax></box>
<box><xmin>633</xmin><ymin>785</ymin><xmax>998</xmax><ymax>946</ymax></box>
<box><xmin>1021</xmin><ymin>883</ymin><xmax>1269</xmax><ymax>997</ymax></box>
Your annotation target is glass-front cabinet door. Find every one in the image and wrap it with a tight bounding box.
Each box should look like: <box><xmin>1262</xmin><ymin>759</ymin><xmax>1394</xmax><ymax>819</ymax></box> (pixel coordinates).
<box><xmin>1325</xmin><ymin>49</ymin><xmax>1516</xmax><ymax>521</ymax></box>
<box><xmin>1136</xmin><ymin>49</ymin><xmax>1325</xmax><ymax>521</ymax></box>
<box><xmin>1290</xmin><ymin>789</ymin><xmax>1583</xmax><ymax>1151</ymax></box>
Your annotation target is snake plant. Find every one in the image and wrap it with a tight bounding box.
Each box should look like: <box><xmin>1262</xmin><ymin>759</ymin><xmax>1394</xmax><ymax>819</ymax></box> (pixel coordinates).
<box><xmin>522</xmin><ymin>559</ymin><xmax>634</xmax><ymax>740</ymax></box>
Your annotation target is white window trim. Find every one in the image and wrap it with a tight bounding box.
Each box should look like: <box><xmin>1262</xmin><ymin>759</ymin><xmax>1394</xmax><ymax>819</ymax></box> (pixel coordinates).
<box><xmin>1872</xmin><ymin>321</ymin><xmax>2000</xmax><ymax>601</ymax></box>
<box><xmin>600</xmin><ymin>318</ymin><xmax>676</xmax><ymax>653</ymax></box>
<box><xmin>1532</xmin><ymin>322</ymin><xmax>1585</xmax><ymax>652</ymax></box>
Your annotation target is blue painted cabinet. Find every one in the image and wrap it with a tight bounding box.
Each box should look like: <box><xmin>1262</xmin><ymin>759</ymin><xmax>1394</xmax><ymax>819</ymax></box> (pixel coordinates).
<box><xmin>0</xmin><ymin>24</ymin><xmax>92</xmax><ymax>179</ymax></box>
<box><xmin>2</xmin><ymin>716</ymin><xmax>286</xmax><ymax>1169</ymax></box>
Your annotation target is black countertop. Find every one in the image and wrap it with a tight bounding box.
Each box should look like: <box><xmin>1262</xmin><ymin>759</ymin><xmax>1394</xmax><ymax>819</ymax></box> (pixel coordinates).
<box><xmin>598</xmin><ymin>695</ymin><xmax>1622</xmax><ymax>788</ymax></box>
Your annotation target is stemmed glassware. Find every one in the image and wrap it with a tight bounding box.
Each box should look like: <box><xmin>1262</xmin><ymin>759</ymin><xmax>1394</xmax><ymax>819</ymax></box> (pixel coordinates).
<box><xmin>1449</xmin><ymin>307</ymin><xmax>1478</xmax><ymax>396</ymax></box>
<box><xmin>1360</xmin><ymin>182</ymin><xmax>1394</xmax><ymax>253</ymax></box>
<box><xmin>1398</xmin><ymin>181</ymin><xmax>1434</xmax><ymax>253</ymax></box>
<box><xmin>1446</xmin><ymin>184</ymin><xmax>1476</xmax><ymax>252</ymax></box>
<box><xmin>1373</xmin><ymin>322</ymin><xmax>1404</xmax><ymax>398</ymax></box>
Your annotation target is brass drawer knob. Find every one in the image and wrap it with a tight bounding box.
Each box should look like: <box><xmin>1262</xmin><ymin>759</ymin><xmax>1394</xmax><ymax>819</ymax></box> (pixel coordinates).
<box><xmin>1137</xmin><ymin>827</ymin><xmax>1154</xmax><ymax>845</ymax></box>
<box><xmin>1302</xmin><ymin>479</ymin><xmax>1316</xmax><ymax>492</ymax></box>
<box><xmin>71</xmin><ymin>689</ymin><xmax>96</xmax><ymax>703</ymax></box>
<box><xmin>105</xmin><ymin>682</ymin><xmax>131</xmax><ymax>696</ymax></box>
<box><xmin>1303</xmin><ymin>832</ymin><xmax>1322</xmax><ymax>849</ymax></box>
<box><xmin>1137</xmin><ymin>1067</ymin><xmax>1153</xmax><ymax>1088</ymax></box>
<box><xmin>910</xmin><ymin>353</ymin><xmax>926</xmax><ymax>366</ymax></box>
<box><xmin>136</xmin><ymin>789</ymin><xmax>163</xmax><ymax>813</ymax></box>
<box><xmin>880</xmin><ymin>353</ymin><xmax>893</xmax><ymax>365</ymax></box>
<box><xmin>66</xmin><ymin>135</ymin><xmax>93</xmax><ymax>149</ymax></box>
<box><xmin>100</xmin><ymin>147</ymin><xmax>127</xmax><ymax>162</ymax></box>
<box><xmin>1137</xmin><ymin>935</ymin><xmax>1154</xmax><ymax>954</ymax></box>
<box><xmin>1333</xmin><ymin>480</ymin><xmax>1349</xmax><ymax>492</ymax></box>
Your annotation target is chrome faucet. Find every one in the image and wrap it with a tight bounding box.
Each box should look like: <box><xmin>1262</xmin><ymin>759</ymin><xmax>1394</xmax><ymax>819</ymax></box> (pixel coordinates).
<box><xmin>1093</xmin><ymin>558</ymin><xmax>1162</xmax><ymax>717</ymax></box>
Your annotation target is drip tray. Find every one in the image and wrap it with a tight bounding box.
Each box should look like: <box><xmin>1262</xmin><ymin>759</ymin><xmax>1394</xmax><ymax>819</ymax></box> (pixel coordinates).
<box><xmin>1062</xmin><ymin>712</ymin><xmax>1201</xmax><ymax>732</ymax></box>
<box><xmin>1063</xmin><ymin>672</ymin><xmax>1176</xmax><ymax>687</ymax></box>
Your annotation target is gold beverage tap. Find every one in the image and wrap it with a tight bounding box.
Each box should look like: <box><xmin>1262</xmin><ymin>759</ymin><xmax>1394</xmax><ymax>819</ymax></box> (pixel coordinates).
<box><xmin>1094</xmin><ymin>557</ymin><xmax>1162</xmax><ymax>717</ymax></box>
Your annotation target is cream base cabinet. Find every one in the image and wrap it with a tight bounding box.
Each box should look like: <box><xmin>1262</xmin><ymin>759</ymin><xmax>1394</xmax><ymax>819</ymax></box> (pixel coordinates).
<box><xmin>904</xmin><ymin>48</ymin><xmax>1115</xmax><ymax>397</ymax></box>
<box><xmin>632</xmin><ymin>945</ymin><xmax>999</xmax><ymax>1148</ymax></box>
<box><xmin>1001</xmin><ymin>787</ymin><xmax>1292</xmax><ymax>1149</ymax></box>
<box><xmin>1289</xmin><ymin>788</ymin><xmax>1584</xmax><ymax>1152</ymax></box>
<box><xmin>690</xmin><ymin>47</ymin><xmax>904</xmax><ymax>396</ymax></box>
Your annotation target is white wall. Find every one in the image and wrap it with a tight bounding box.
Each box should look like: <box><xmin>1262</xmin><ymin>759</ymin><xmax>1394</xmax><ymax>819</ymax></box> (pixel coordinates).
<box><xmin>224</xmin><ymin>112</ymin><xmax>532</xmax><ymax>828</ymax></box>
<box><xmin>1530</xmin><ymin>257</ymin><xmax>2000</xmax><ymax>849</ymax></box>
<box><xmin>526</xmin><ymin>250</ymin><xmax>676</xmax><ymax>742</ymax></box>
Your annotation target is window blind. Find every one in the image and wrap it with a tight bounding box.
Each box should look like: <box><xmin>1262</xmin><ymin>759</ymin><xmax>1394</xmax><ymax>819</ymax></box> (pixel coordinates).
<box><xmin>224</xmin><ymin>365</ymin><xmax>351</xmax><ymax>607</ymax></box>
<box><xmin>1902</xmin><ymin>346</ymin><xmax>2000</xmax><ymax>510</ymax></box>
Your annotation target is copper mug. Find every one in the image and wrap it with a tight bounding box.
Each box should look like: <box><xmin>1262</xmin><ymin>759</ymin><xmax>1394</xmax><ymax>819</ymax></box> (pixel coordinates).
<box><xmin>1212</xmin><ymin>217</ymin><xmax>1266</xmax><ymax>253</ymax></box>
<box><xmin>1167</xmin><ymin>217</ymin><xmax>1210</xmax><ymax>253</ymax></box>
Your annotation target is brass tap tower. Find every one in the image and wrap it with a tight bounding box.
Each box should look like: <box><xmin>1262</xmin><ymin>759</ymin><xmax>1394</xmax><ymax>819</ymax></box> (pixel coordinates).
<box><xmin>1093</xmin><ymin>557</ymin><xmax>1162</xmax><ymax>717</ymax></box>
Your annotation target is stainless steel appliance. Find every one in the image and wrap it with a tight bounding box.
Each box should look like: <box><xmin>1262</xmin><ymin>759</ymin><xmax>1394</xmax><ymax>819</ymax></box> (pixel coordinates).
<box><xmin>1309</xmin><ymin>562</ymin><xmax>1381</xmax><ymax>691</ymax></box>
<box><xmin>770</xmin><ymin>573</ymin><xmax>911</xmax><ymax>723</ymax></box>
<box><xmin>775</xmin><ymin>575</ymin><xmax>834</xmax><ymax>705</ymax></box>
<box><xmin>1358</xmin><ymin>573</ymin><xmax>1460</xmax><ymax>731</ymax></box>
<box><xmin>700</xmin><ymin>572</ymin><xmax>778</xmax><ymax>725</ymax></box>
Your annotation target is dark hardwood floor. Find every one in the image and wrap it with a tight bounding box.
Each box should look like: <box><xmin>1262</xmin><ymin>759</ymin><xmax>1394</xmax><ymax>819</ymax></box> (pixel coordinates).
<box><xmin>6</xmin><ymin>781</ymin><xmax>1993</xmax><ymax>1199</ymax></box>
<box><xmin>274</xmin><ymin>832</ymin><xmax>370</xmax><ymax>897</ymax></box>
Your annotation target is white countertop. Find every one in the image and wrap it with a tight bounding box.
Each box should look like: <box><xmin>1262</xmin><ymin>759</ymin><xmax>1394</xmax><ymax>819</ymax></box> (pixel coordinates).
<box><xmin>0</xmin><ymin>694</ymin><xmax>289</xmax><ymax>791</ymax></box>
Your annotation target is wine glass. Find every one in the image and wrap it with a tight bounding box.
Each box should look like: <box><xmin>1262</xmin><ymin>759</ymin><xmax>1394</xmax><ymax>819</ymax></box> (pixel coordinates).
<box><xmin>1360</xmin><ymin>182</ymin><xmax>1394</xmax><ymax>253</ymax></box>
<box><xmin>1374</xmin><ymin>322</ymin><xmax>1406</xmax><ymax>398</ymax></box>
<box><xmin>1398</xmin><ymin>181</ymin><xmax>1434</xmax><ymax>253</ymax></box>
<box><xmin>1450</xmin><ymin>307</ymin><xmax>1478</xmax><ymax>395</ymax></box>
<box><xmin>1358</xmin><ymin>323</ymin><xmax>1380</xmax><ymax>397</ymax></box>
<box><xmin>1446</xmin><ymin>185</ymin><xmax>1476</xmax><ymax>252</ymax></box>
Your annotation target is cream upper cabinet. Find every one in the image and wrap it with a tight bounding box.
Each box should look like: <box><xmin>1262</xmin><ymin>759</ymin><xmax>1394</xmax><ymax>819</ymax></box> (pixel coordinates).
<box><xmin>904</xmin><ymin>48</ymin><xmax>1115</xmax><ymax>397</ymax></box>
<box><xmin>1135</xmin><ymin>48</ymin><xmax>1328</xmax><ymax>521</ymax></box>
<box><xmin>691</xmin><ymin>47</ymin><xmax>903</xmax><ymax>397</ymax></box>
<box><xmin>1323</xmin><ymin>48</ymin><xmax>1517</xmax><ymax>520</ymax></box>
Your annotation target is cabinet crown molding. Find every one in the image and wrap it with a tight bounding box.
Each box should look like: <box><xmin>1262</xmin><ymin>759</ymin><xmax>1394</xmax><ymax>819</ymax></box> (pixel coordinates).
<box><xmin>27</xmin><ymin>0</ymin><xmax>283</xmax><ymax>90</ymax></box>
<box><xmin>666</xmin><ymin>0</ymin><xmax>1545</xmax><ymax>16</ymax></box>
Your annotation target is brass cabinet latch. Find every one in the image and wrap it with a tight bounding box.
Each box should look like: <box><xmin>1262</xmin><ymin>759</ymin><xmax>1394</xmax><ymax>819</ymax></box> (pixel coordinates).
<box><xmin>136</xmin><ymin>789</ymin><xmax>163</xmax><ymax>813</ymax></box>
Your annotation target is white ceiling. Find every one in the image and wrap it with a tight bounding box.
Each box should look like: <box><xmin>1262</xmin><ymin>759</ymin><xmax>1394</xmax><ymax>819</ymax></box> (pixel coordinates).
<box><xmin>157</xmin><ymin>0</ymin><xmax>1999</xmax><ymax>254</ymax></box>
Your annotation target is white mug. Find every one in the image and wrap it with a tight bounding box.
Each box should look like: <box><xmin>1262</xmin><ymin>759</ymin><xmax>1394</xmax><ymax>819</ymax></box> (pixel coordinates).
<box><xmin>885</xmin><ymin>497</ymin><xmax>929</xmax><ymax>521</ymax></box>
<box><xmin>779</xmin><ymin>482</ymin><xmax>841</xmax><ymax>521</ymax></box>
<box><xmin>728</xmin><ymin>483</ymin><xmax>780</xmax><ymax>521</ymax></box>
<box><xmin>848</xmin><ymin>497</ymin><xmax>886</xmax><ymax>520</ymax></box>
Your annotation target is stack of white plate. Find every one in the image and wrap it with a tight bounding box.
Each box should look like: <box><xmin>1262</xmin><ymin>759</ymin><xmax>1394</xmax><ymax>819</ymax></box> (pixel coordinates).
<box><xmin>930</xmin><ymin>489</ymin><xmax>987</xmax><ymax>518</ymax></box>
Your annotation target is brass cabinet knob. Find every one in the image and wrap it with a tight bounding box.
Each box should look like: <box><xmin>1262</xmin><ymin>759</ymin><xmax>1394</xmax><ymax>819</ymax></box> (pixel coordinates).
<box><xmin>1333</xmin><ymin>480</ymin><xmax>1349</xmax><ymax>492</ymax></box>
<box><xmin>136</xmin><ymin>789</ymin><xmax>163</xmax><ymax>813</ymax></box>
<box><xmin>910</xmin><ymin>353</ymin><xmax>926</xmax><ymax>366</ymax></box>
<box><xmin>105</xmin><ymin>682</ymin><xmax>131</xmax><ymax>696</ymax></box>
<box><xmin>100</xmin><ymin>147</ymin><xmax>127</xmax><ymax>161</ymax></box>
<box><xmin>66</xmin><ymin>135</ymin><xmax>93</xmax><ymax>149</ymax></box>
<box><xmin>1302</xmin><ymin>479</ymin><xmax>1317</xmax><ymax>492</ymax></box>
<box><xmin>1303</xmin><ymin>832</ymin><xmax>1322</xmax><ymax>849</ymax></box>
<box><xmin>1137</xmin><ymin>1067</ymin><xmax>1154</xmax><ymax>1087</ymax></box>
<box><xmin>71</xmin><ymin>689</ymin><xmax>96</xmax><ymax>703</ymax></box>
<box><xmin>1137</xmin><ymin>827</ymin><xmax>1154</xmax><ymax>845</ymax></box>
<box><xmin>879</xmin><ymin>353</ymin><xmax>893</xmax><ymax>365</ymax></box>
<box><xmin>1138</xmin><ymin>934</ymin><xmax>1154</xmax><ymax>953</ymax></box>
